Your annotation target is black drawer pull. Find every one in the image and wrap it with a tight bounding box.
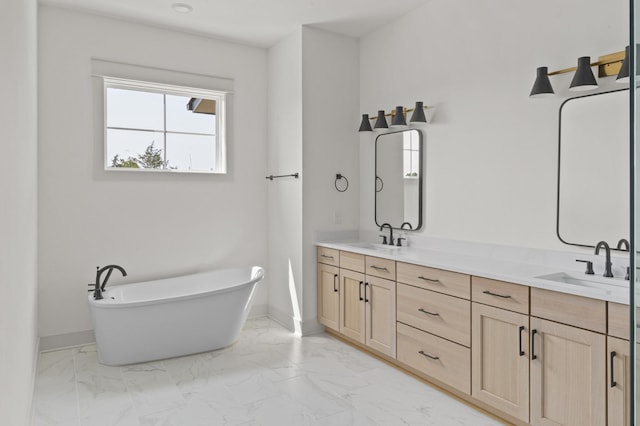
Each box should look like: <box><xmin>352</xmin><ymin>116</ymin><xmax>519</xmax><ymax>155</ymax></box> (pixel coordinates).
<box><xmin>333</xmin><ymin>274</ymin><xmax>338</xmax><ymax>292</ymax></box>
<box><xmin>364</xmin><ymin>282</ymin><xmax>369</xmax><ymax>303</ymax></box>
<box><xmin>418</xmin><ymin>350</ymin><xmax>439</xmax><ymax>360</ymax></box>
<box><xmin>359</xmin><ymin>281</ymin><xmax>364</xmax><ymax>301</ymax></box>
<box><xmin>610</xmin><ymin>351</ymin><xmax>617</xmax><ymax>388</ymax></box>
<box><xmin>483</xmin><ymin>290</ymin><xmax>511</xmax><ymax>299</ymax></box>
<box><xmin>531</xmin><ymin>329</ymin><xmax>538</xmax><ymax>360</ymax></box>
<box><xmin>418</xmin><ymin>276</ymin><xmax>441</xmax><ymax>283</ymax></box>
<box><xmin>370</xmin><ymin>265</ymin><xmax>389</xmax><ymax>272</ymax></box>
<box><xmin>418</xmin><ymin>308</ymin><xmax>440</xmax><ymax>316</ymax></box>
<box><xmin>321</xmin><ymin>254</ymin><xmax>335</xmax><ymax>259</ymax></box>
<box><xmin>518</xmin><ymin>325</ymin><xmax>525</xmax><ymax>356</ymax></box>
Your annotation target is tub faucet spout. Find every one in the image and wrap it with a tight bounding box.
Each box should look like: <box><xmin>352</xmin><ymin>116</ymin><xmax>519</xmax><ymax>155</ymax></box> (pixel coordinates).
<box><xmin>92</xmin><ymin>265</ymin><xmax>127</xmax><ymax>300</ymax></box>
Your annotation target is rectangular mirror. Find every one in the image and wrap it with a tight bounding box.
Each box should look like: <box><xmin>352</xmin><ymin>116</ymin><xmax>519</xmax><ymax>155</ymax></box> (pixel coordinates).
<box><xmin>557</xmin><ymin>89</ymin><xmax>629</xmax><ymax>248</ymax></box>
<box><xmin>375</xmin><ymin>129</ymin><xmax>423</xmax><ymax>230</ymax></box>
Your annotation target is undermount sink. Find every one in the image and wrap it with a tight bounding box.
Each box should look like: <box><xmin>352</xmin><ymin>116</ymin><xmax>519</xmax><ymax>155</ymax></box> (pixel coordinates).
<box><xmin>535</xmin><ymin>272</ymin><xmax>628</xmax><ymax>288</ymax></box>
<box><xmin>346</xmin><ymin>242</ymin><xmax>403</xmax><ymax>251</ymax></box>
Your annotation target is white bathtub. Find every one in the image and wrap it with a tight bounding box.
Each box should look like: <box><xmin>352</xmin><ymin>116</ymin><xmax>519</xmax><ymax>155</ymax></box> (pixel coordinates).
<box><xmin>88</xmin><ymin>266</ymin><xmax>264</xmax><ymax>366</ymax></box>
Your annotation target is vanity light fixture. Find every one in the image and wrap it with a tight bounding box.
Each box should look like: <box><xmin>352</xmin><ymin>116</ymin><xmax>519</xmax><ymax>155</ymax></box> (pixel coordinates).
<box><xmin>391</xmin><ymin>106</ymin><xmax>407</xmax><ymax>127</ymax></box>
<box><xmin>529</xmin><ymin>50</ymin><xmax>625</xmax><ymax>97</ymax></box>
<box><xmin>410</xmin><ymin>101</ymin><xmax>427</xmax><ymax>124</ymax></box>
<box><xmin>359</xmin><ymin>102</ymin><xmax>428</xmax><ymax>132</ymax></box>
<box><xmin>616</xmin><ymin>45</ymin><xmax>640</xmax><ymax>83</ymax></box>
<box><xmin>569</xmin><ymin>57</ymin><xmax>598</xmax><ymax>91</ymax></box>
<box><xmin>359</xmin><ymin>114</ymin><xmax>373</xmax><ymax>131</ymax></box>
<box><xmin>374</xmin><ymin>110</ymin><xmax>389</xmax><ymax>130</ymax></box>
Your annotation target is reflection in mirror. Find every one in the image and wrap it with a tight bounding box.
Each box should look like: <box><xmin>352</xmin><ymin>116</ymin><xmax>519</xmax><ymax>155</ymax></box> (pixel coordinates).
<box><xmin>557</xmin><ymin>89</ymin><xmax>630</xmax><ymax>248</ymax></box>
<box><xmin>375</xmin><ymin>129</ymin><xmax>423</xmax><ymax>230</ymax></box>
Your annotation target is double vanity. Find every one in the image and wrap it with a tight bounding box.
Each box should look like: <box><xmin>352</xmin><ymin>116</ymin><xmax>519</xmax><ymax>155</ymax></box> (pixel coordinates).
<box><xmin>316</xmin><ymin>241</ymin><xmax>631</xmax><ymax>426</ymax></box>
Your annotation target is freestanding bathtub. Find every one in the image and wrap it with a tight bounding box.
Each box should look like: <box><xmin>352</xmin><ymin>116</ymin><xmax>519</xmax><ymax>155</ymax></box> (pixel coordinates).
<box><xmin>88</xmin><ymin>266</ymin><xmax>264</xmax><ymax>366</ymax></box>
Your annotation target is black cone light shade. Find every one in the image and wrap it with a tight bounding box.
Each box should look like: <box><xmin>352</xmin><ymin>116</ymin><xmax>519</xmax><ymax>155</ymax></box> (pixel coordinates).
<box><xmin>391</xmin><ymin>106</ymin><xmax>406</xmax><ymax>127</ymax></box>
<box><xmin>569</xmin><ymin>56</ymin><xmax>598</xmax><ymax>91</ymax></box>
<box><xmin>409</xmin><ymin>101</ymin><xmax>427</xmax><ymax>124</ymax></box>
<box><xmin>529</xmin><ymin>67</ymin><xmax>554</xmax><ymax>97</ymax></box>
<box><xmin>359</xmin><ymin>114</ymin><xmax>373</xmax><ymax>132</ymax></box>
<box><xmin>616</xmin><ymin>45</ymin><xmax>640</xmax><ymax>83</ymax></box>
<box><xmin>374</xmin><ymin>110</ymin><xmax>388</xmax><ymax>129</ymax></box>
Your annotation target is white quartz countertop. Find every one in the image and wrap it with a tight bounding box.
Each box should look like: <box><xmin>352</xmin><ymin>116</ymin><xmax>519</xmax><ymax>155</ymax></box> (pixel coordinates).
<box><xmin>317</xmin><ymin>241</ymin><xmax>630</xmax><ymax>305</ymax></box>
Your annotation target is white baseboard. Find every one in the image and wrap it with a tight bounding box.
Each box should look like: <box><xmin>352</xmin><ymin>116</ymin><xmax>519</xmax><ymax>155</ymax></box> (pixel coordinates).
<box><xmin>248</xmin><ymin>303</ymin><xmax>269</xmax><ymax>318</ymax></box>
<box><xmin>39</xmin><ymin>330</ymin><xmax>95</xmax><ymax>352</ymax></box>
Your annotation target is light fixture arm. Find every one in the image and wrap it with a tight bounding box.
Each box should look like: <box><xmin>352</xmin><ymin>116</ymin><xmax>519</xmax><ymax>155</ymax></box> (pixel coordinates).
<box><xmin>363</xmin><ymin>104</ymin><xmax>429</xmax><ymax>121</ymax></box>
<box><xmin>546</xmin><ymin>50</ymin><xmax>625</xmax><ymax>78</ymax></box>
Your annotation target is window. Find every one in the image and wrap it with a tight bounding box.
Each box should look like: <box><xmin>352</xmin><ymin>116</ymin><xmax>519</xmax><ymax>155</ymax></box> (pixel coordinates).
<box><xmin>104</xmin><ymin>78</ymin><xmax>226</xmax><ymax>173</ymax></box>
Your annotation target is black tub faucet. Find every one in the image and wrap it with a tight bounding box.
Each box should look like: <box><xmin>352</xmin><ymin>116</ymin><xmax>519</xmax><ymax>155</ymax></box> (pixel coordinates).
<box><xmin>89</xmin><ymin>265</ymin><xmax>127</xmax><ymax>300</ymax></box>
<box><xmin>616</xmin><ymin>238</ymin><xmax>630</xmax><ymax>251</ymax></box>
<box><xmin>379</xmin><ymin>223</ymin><xmax>394</xmax><ymax>246</ymax></box>
<box><xmin>594</xmin><ymin>241</ymin><xmax>613</xmax><ymax>278</ymax></box>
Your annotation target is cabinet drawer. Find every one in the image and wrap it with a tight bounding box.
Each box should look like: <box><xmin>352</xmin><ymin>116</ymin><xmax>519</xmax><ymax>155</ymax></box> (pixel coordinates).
<box><xmin>397</xmin><ymin>262</ymin><xmax>470</xmax><ymax>299</ymax></box>
<box><xmin>317</xmin><ymin>247</ymin><xmax>339</xmax><ymax>267</ymax></box>
<box><xmin>608</xmin><ymin>302</ymin><xmax>630</xmax><ymax>340</ymax></box>
<box><xmin>531</xmin><ymin>287</ymin><xmax>606</xmax><ymax>333</ymax></box>
<box><xmin>397</xmin><ymin>283</ymin><xmax>470</xmax><ymax>347</ymax></box>
<box><xmin>340</xmin><ymin>251</ymin><xmax>365</xmax><ymax>273</ymax></box>
<box><xmin>365</xmin><ymin>256</ymin><xmax>396</xmax><ymax>280</ymax></box>
<box><xmin>397</xmin><ymin>322</ymin><xmax>470</xmax><ymax>394</ymax></box>
<box><xmin>471</xmin><ymin>276</ymin><xmax>529</xmax><ymax>314</ymax></box>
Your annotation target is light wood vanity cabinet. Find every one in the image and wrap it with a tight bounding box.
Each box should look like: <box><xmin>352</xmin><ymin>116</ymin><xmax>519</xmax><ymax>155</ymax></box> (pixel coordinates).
<box><xmin>529</xmin><ymin>317</ymin><xmax>606</xmax><ymax>426</ymax></box>
<box><xmin>608</xmin><ymin>336</ymin><xmax>632</xmax><ymax>426</ymax></box>
<box><xmin>528</xmin><ymin>288</ymin><xmax>607</xmax><ymax>426</ymax></box>
<box><xmin>339</xmin><ymin>268</ymin><xmax>366</xmax><ymax>343</ymax></box>
<box><xmin>396</xmin><ymin>267</ymin><xmax>471</xmax><ymax>394</ymax></box>
<box><xmin>607</xmin><ymin>302</ymin><xmax>636</xmax><ymax>426</ymax></box>
<box><xmin>317</xmin><ymin>245</ymin><xmax>629</xmax><ymax>426</ymax></box>
<box><xmin>317</xmin><ymin>262</ymin><xmax>340</xmax><ymax>332</ymax></box>
<box><xmin>471</xmin><ymin>277</ymin><xmax>530</xmax><ymax>423</ymax></box>
<box><xmin>318</xmin><ymin>248</ymin><xmax>396</xmax><ymax>358</ymax></box>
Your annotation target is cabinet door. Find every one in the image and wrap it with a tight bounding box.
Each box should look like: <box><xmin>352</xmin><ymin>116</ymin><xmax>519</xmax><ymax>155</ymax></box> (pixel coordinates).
<box><xmin>608</xmin><ymin>336</ymin><xmax>632</xmax><ymax>426</ymax></box>
<box><xmin>317</xmin><ymin>263</ymin><xmax>340</xmax><ymax>332</ymax></box>
<box><xmin>530</xmin><ymin>317</ymin><xmax>605</xmax><ymax>426</ymax></box>
<box><xmin>340</xmin><ymin>269</ymin><xmax>365</xmax><ymax>344</ymax></box>
<box><xmin>471</xmin><ymin>303</ymin><xmax>529</xmax><ymax>422</ymax></box>
<box><xmin>364</xmin><ymin>275</ymin><xmax>396</xmax><ymax>357</ymax></box>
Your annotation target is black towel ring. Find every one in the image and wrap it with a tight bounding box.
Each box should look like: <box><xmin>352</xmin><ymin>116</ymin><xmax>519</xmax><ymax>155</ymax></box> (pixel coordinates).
<box><xmin>335</xmin><ymin>174</ymin><xmax>349</xmax><ymax>192</ymax></box>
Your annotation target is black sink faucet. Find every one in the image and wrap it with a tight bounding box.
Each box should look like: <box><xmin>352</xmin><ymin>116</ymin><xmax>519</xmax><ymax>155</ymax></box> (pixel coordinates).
<box><xmin>379</xmin><ymin>223</ymin><xmax>394</xmax><ymax>246</ymax></box>
<box><xmin>90</xmin><ymin>265</ymin><xmax>127</xmax><ymax>300</ymax></box>
<box><xmin>616</xmin><ymin>238</ymin><xmax>630</xmax><ymax>251</ymax></box>
<box><xmin>594</xmin><ymin>241</ymin><xmax>613</xmax><ymax>278</ymax></box>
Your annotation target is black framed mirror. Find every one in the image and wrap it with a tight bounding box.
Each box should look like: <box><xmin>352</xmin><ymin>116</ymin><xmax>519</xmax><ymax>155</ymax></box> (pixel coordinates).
<box><xmin>375</xmin><ymin>129</ymin><xmax>423</xmax><ymax>230</ymax></box>
<box><xmin>557</xmin><ymin>89</ymin><xmax>629</xmax><ymax>249</ymax></box>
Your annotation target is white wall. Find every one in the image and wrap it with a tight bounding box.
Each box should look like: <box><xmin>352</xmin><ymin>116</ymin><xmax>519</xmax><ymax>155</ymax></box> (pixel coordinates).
<box><xmin>38</xmin><ymin>6</ymin><xmax>269</xmax><ymax>340</ymax></box>
<box><xmin>360</xmin><ymin>0</ymin><xmax>626</xmax><ymax>250</ymax></box>
<box><xmin>0</xmin><ymin>0</ymin><xmax>39</xmax><ymax>423</ymax></box>
<box><xmin>301</xmin><ymin>27</ymin><xmax>360</xmax><ymax>330</ymax></box>
<box><xmin>267</xmin><ymin>27</ymin><xmax>360</xmax><ymax>334</ymax></box>
<box><xmin>267</xmin><ymin>30</ymin><xmax>304</xmax><ymax>331</ymax></box>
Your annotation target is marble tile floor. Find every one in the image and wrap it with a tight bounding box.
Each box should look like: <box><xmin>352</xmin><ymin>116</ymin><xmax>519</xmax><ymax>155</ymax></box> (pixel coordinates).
<box><xmin>33</xmin><ymin>317</ymin><xmax>504</xmax><ymax>426</ymax></box>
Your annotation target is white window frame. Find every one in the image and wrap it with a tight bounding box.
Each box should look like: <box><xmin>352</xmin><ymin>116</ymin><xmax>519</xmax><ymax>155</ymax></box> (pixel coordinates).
<box><xmin>103</xmin><ymin>77</ymin><xmax>227</xmax><ymax>174</ymax></box>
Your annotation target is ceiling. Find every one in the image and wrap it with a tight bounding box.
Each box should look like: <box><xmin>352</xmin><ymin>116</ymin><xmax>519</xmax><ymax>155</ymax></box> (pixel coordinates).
<box><xmin>39</xmin><ymin>0</ymin><xmax>431</xmax><ymax>47</ymax></box>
